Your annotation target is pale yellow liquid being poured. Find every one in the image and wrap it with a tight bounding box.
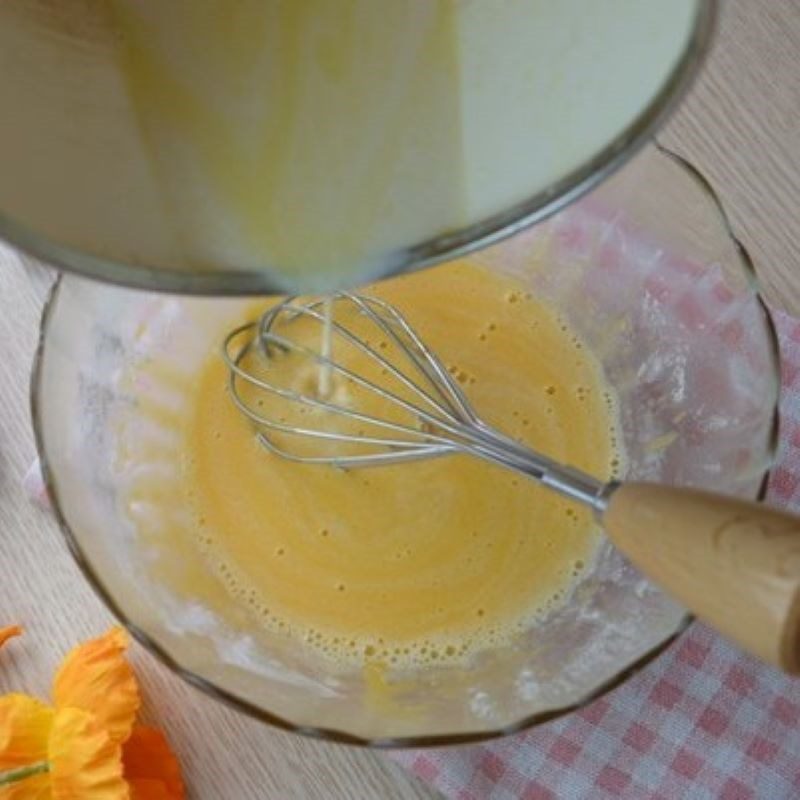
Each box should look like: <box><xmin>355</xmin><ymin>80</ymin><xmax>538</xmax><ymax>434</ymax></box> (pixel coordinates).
<box><xmin>124</xmin><ymin>260</ymin><xmax>622</xmax><ymax>667</ymax></box>
<box><xmin>108</xmin><ymin>0</ymin><xmax>697</xmax><ymax>289</ymax></box>
<box><xmin>0</xmin><ymin>0</ymin><xmax>694</xmax><ymax>289</ymax></box>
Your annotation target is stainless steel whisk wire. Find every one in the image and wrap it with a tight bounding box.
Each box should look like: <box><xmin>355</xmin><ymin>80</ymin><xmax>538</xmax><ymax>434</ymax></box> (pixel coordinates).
<box><xmin>222</xmin><ymin>294</ymin><xmax>612</xmax><ymax>514</ymax></box>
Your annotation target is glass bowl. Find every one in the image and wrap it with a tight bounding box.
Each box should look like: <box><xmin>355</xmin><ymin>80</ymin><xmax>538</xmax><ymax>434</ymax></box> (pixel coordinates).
<box><xmin>2</xmin><ymin>0</ymin><xmax>716</xmax><ymax>294</ymax></box>
<box><xmin>32</xmin><ymin>146</ymin><xmax>779</xmax><ymax>745</ymax></box>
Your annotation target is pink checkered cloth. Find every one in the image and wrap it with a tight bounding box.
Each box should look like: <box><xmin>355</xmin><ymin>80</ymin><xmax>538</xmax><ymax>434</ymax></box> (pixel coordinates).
<box><xmin>388</xmin><ymin>307</ymin><xmax>800</xmax><ymax>799</ymax></box>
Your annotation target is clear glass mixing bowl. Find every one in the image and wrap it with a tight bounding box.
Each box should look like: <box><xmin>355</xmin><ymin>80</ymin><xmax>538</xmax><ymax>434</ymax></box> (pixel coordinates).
<box><xmin>32</xmin><ymin>146</ymin><xmax>779</xmax><ymax>745</ymax></box>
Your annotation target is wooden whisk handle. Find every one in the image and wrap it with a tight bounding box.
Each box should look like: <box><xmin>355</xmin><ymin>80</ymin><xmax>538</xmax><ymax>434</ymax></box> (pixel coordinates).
<box><xmin>604</xmin><ymin>483</ymin><xmax>800</xmax><ymax>674</ymax></box>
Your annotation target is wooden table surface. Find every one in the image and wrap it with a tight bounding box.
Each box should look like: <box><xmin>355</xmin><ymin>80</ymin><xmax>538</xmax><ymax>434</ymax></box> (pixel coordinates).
<box><xmin>1</xmin><ymin>2</ymin><xmax>799</xmax><ymax>797</ymax></box>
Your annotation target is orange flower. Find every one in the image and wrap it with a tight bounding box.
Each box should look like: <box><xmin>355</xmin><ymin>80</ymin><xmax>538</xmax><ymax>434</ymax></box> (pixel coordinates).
<box><xmin>0</xmin><ymin>694</ymin><xmax>52</xmax><ymax>800</ymax></box>
<box><xmin>53</xmin><ymin>627</ymin><xmax>139</xmax><ymax>744</ymax></box>
<box><xmin>48</xmin><ymin>707</ymin><xmax>127</xmax><ymax>799</ymax></box>
<box><xmin>0</xmin><ymin>627</ymin><xmax>184</xmax><ymax>799</ymax></box>
<box><xmin>0</xmin><ymin>626</ymin><xmax>23</xmax><ymax>650</ymax></box>
<box><xmin>123</xmin><ymin>727</ymin><xmax>185</xmax><ymax>800</ymax></box>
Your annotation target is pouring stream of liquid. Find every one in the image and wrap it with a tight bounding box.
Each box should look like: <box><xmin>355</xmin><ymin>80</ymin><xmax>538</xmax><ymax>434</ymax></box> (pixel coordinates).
<box><xmin>318</xmin><ymin>296</ymin><xmax>335</xmax><ymax>399</ymax></box>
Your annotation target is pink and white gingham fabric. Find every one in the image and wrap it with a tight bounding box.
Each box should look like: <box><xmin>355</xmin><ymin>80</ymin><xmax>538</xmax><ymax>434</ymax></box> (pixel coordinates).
<box><xmin>388</xmin><ymin>307</ymin><xmax>800</xmax><ymax>800</ymax></box>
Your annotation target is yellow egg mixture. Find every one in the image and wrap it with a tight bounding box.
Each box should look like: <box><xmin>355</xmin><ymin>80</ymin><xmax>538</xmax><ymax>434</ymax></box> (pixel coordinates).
<box><xmin>124</xmin><ymin>261</ymin><xmax>620</xmax><ymax>668</ymax></box>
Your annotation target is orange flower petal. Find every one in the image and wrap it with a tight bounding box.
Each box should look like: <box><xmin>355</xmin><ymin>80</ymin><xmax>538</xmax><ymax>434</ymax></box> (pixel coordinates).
<box><xmin>48</xmin><ymin>707</ymin><xmax>127</xmax><ymax>800</ymax></box>
<box><xmin>0</xmin><ymin>625</ymin><xmax>23</xmax><ymax>650</ymax></box>
<box><xmin>0</xmin><ymin>694</ymin><xmax>53</xmax><ymax>769</ymax></box>
<box><xmin>123</xmin><ymin>727</ymin><xmax>184</xmax><ymax>800</ymax></box>
<box><xmin>0</xmin><ymin>694</ymin><xmax>53</xmax><ymax>800</ymax></box>
<box><xmin>128</xmin><ymin>779</ymin><xmax>178</xmax><ymax>800</ymax></box>
<box><xmin>52</xmin><ymin>627</ymin><xmax>139</xmax><ymax>744</ymax></box>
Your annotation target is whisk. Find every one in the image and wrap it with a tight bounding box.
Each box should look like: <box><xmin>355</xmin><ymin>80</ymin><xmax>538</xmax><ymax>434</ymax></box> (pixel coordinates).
<box><xmin>223</xmin><ymin>293</ymin><xmax>800</xmax><ymax>674</ymax></box>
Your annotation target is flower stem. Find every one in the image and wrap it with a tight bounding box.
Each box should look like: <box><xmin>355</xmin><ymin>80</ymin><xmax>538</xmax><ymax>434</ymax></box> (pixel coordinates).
<box><xmin>0</xmin><ymin>761</ymin><xmax>50</xmax><ymax>785</ymax></box>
